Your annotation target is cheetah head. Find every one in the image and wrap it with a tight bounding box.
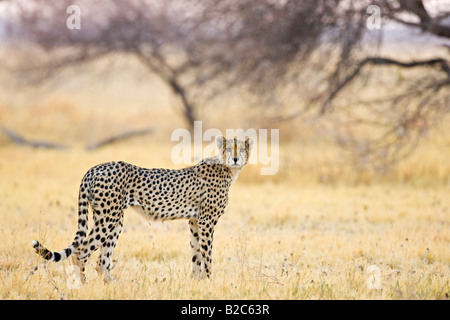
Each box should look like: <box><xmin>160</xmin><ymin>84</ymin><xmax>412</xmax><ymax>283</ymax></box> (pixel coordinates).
<box><xmin>216</xmin><ymin>136</ymin><xmax>254</xmax><ymax>168</ymax></box>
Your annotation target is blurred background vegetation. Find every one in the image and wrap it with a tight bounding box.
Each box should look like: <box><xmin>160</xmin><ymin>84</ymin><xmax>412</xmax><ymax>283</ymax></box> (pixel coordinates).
<box><xmin>0</xmin><ymin>0</ymin><xmax>449</xmax><ymax>183</ymax></box>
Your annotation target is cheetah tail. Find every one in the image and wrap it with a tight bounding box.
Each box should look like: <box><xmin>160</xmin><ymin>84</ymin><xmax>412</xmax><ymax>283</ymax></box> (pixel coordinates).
<box><xmin>31</xmin><ymin>240</ymin><xmax>75</xmax><ymax>263</ymax></box>
<box><xmin>31</xmin><ymin>176</ymin><xmax>90</xmax><ymax>263</ymax></box>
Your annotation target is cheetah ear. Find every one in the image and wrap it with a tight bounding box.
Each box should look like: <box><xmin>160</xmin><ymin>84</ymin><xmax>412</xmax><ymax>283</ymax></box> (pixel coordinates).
<box><xmin>245</xmin><ymin>137</ymin><xmax>254</xmax><ymax>151</ymax></box>
<box><xmin>216</xmin><ymin>135</ymin><xmax>225</xmax><ymax>150</ymax></box>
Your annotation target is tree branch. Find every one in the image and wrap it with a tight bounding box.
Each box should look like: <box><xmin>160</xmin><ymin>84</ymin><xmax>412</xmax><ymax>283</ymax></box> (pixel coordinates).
<box><xmin>324</xmin><ymin>56</ymin><xmax>450</xmax><ymax>114</ymax></box>
<box><xmin>133</xmin><ymin>48</ymin><xmax>197</xmax><ymax>131</ymax></box>
<box><xmin>384</xmin><ymin>0</ymin><xmax>450</xmax><ymax>39</ymax></box>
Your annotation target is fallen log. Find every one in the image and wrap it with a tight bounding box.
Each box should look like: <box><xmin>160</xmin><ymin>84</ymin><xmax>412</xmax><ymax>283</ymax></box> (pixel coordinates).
<box><xmin>2</xmin><ymin>126</ymin><xmax>154</xmax><ymax>150</ymax></box>
<box><xmin>86</xmin><ymin>127</ymin><xmax>154</xmax><ymax>150</ymax></box>
<box><xmin>2</xmin><ymin>127</ymin><xmax>68</xmax><ymax>149</ymax></box>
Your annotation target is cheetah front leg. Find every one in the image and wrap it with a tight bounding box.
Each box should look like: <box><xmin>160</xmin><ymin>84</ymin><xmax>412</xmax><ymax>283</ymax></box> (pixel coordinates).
<box><xmin>197</xmin><ymin>215</ymin><xmax>218</xmax><ymax>279</ymax></box>
<box><xmin>188</xmin><ymin>219</ymin><xmax>202</xmax><ymax>278</ymax></box>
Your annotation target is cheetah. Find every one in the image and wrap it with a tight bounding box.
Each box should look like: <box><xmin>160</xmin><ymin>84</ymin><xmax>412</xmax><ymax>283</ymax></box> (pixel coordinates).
<box><xmin>32</xmin><ymin>136</ymin><xmax>253</xmax><ymax>282</ymax></box>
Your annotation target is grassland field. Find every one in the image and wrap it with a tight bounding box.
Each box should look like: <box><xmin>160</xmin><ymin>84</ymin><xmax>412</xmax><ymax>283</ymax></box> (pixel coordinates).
<box><xmin>0</xmin><ymin>66</ymin><xmax>449</xmax><ymax>300</ymax></box>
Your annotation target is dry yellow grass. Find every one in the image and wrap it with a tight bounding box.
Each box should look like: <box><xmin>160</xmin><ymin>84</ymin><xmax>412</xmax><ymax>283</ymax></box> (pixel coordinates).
<box><xmin>0</xmin><ymin>66</ymin><xmax>449</xmax><ymax>300</ymax></box>
<box><xmin>0</xmin><ymin>136</ymin><xmax>449</xmax><ymax>299</ymax></box>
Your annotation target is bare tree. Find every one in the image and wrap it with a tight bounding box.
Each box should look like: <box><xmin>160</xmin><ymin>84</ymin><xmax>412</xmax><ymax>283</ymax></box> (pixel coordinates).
<box><xmin>189</xmin><ymin>0</ymin><xmax>450</xmax><ymax>172</ymax></box>
<box><xmin>3</xmin><ymin>0</ymin><xmax>206</xmax><ymax>130</ymax></box>
<box><xmin>2</xmin><ymin>0</ymin><xmax>449</xmax><ymax>171</ymax></box>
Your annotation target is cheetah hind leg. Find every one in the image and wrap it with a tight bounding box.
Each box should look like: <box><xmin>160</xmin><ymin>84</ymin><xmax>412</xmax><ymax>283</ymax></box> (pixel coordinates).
<box><xmin>95</xmin><ymin>256</ymin><xmax>114</xmax><ymax>282</ymax></box>
<box><xmin>95</xmin><ymin>217</ymin><xmax>123</xmax><ymax>283</ymax></box>
<box><xmin>71</xmin><ymin>253</ymin><xmax>87</xmax><ymax>284</ymax></box>
<box><xmin>95</xmin><ymin>244</ymin><xmax>116</xmax><ymax>283</ymax></box>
